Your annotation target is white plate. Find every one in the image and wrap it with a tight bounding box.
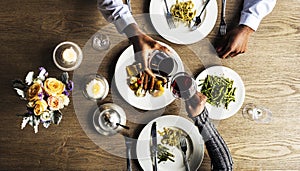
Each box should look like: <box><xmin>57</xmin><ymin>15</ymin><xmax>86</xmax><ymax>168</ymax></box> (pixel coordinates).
<box><xmin>136</xmin><ymin>115</ymin><xmax>204</xmax><ymax>171</ymax></box>
<box><xmin>149</xmin><ymin>0</ymin><xmax>218</xmax><ymax>44</ymax></box>
<box><xmin>195</xmin><ymin>66</ymin><xmax>245</xmax><ymax>120</ymax></box>
<box><xmin>114</xmin><ymin>42</ymin><xmax>184</xmax><ymax>110</ymax></box>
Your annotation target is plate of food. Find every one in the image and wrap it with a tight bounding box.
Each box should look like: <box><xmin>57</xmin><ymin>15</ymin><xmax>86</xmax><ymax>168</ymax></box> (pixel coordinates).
<box><xmin>195</xmin><ymin>66</ymin><xmax>245</xmax><ymax>120</ymax></box>
<box><xmin>136</xmin><ymin>115</ymin><xmax>204</xmax><ymax>171</ymax></box>
<box><xmin>114</xmin><ymin>42</ymin><xmax>184</xmax><ymax>110</ymax></box>
<box><xmin>149</xmin><ymin>0</ymin><xmax>218</xmax><ymax>44</ymax></box>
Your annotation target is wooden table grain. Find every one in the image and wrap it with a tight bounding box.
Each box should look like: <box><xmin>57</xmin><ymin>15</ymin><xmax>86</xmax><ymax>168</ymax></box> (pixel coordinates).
<box><xmin>0</xmin><ymin>0</ymin><xmax>299</xmax><ymax>170</ymax></box>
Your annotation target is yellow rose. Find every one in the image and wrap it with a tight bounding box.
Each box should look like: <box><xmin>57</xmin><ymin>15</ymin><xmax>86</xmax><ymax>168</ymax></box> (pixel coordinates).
<box><xmin>34</xmin><ymin>100</ymin><xmax>48</xmax><ymax>116</ymax></box>
<box><xmin>43</xmin><ymin>78</ymin><xmax>65</xmax><ymax>96</ymax></box>
<box><xmin>27</xmin><ymin>82</ymin><xmax>43</xmax><ymax>102</ymax></box>
<box><xmin>47</xmin><ymin>96</ymin><xmax>64</xmax><ymax>111</ymax></box>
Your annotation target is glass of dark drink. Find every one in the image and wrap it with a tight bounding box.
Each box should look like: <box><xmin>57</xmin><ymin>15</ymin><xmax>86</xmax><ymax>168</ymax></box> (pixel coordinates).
<box><xmin>149</xmin><ymin>50</ymin><xmax>178</xmax><ymax>77</ymax></box>
<box><xmin>170</xmin><ymin>72</ymin><xmax>197</xmax><ymax>100</ymax></box>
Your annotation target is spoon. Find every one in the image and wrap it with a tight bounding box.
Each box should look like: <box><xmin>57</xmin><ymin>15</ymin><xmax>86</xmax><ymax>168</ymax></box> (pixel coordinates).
<box><xmin>190</xmin><ymin>0</ymin><xmax>211</xmax><ymax>31</ymax></box>
<box><xmin>116</xmin><ymin>123</ymin><xmax>130</xmax><ymax>130</ymax></box>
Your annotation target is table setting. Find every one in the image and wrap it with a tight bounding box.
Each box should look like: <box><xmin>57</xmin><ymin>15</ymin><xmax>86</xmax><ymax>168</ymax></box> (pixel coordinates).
<box><xmin>1</xmin><ymin>0</ymin><xmax>299</xmax><ymax>170</ymax></box>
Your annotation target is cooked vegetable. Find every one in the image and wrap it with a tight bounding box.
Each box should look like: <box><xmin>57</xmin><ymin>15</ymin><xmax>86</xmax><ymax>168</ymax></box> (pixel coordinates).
<box><xmin>127</xmin><ymin>70</ymin><xmax>167</xmax><ymax>97</ymax></box>
<box><xmin>157</xmin><ymin>144</ymin><xmax>175</xmax><ymax>163</ymax></box>
<box><xmin>199</xmin><ymin>75</ymin><xmax>236</xmax><ymax>109</ymax></box>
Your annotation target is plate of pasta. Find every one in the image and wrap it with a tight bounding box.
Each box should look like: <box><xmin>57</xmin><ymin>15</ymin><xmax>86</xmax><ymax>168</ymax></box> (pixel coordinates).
<box><xmin>136</xmin><ymin>115</ymin><xmax>204</xmax><ymax>171</ymax></box>
<box><xmin>149</xmin><ymin>0</ymin><xmax>218</xmax><ymax>44</ymax></box>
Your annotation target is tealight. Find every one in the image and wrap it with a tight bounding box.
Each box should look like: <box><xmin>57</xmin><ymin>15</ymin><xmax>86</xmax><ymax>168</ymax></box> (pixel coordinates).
<box><xmin>62</xmin><ymin>47</ymin><xmax>77</xmax><ymax>64</ymax></box>
<box><xmin>85</xmin><ymin>79</ymin><xmax>106</xmax><ymax>99</ymax></box>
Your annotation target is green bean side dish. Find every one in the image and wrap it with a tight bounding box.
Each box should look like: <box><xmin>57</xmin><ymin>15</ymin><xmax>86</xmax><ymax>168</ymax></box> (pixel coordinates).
<box><xmin>199</xmin><ymin>75</ymin><xmax>236</xmax><ymax>109</ymax></box>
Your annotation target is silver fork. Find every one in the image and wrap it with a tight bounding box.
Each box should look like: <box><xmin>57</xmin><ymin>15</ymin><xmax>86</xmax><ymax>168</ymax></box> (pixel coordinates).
<box><xmin>163</xmin><ymin>0</ymin><xmax>176</xmax><ymax>29</ymax></box>
<box><xmin>124</xmin><ymin>135</ymin><xmax>132</xmax><ymax>171</ymax></box>
<box><xmin>180</xmin><ymin>137</ymin><xmax>190</xmax><ymax>171</ymax></box>
<box><xmin>219</xmin><ymin>0</ymin><xmax>227</xmax><ymax>36</ymax></box>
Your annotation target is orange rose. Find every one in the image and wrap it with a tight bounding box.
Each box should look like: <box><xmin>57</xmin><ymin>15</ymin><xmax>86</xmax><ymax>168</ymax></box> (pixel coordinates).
<box><xmin>43</xmin><ymin>78</ymin><xmax>65</xmax><ymax>96</ymax></box>
<box><xmin>47</xmin><ymin>96</ymin><xmax>64</xmax><ymax>111</ymax></box>
<box><xmin>34</xmin><ymin>100</ymin><xmax>48</xmax><ymax>116</ymax></box>
<box><xmin>27</xmin><ymin>82</ymin><xmax>43</xmax><ymax>102</ymax></box>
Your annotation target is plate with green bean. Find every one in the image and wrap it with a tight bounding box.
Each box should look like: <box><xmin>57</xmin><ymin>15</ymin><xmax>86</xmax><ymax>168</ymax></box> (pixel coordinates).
<box><xmin>196</xmin><ymin>66</ymin><xmax>245</xmax><ymax>120</ymax></box>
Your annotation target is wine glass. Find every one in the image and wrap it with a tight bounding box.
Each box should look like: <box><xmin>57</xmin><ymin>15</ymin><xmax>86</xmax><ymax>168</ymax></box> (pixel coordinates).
<box><xmin>92</xmin><ymin>33</ymin><xmax>110</xmax><ymax>51</ymax></box>
<box><xmin>170</xmin><ymin>72</ymin><xmax>197</xmax><ymax>100</ymax></box>
<box><xmin>242</xmin><ymin>103</ymin><xmax>272</xmax><ymax>123</ymax></box>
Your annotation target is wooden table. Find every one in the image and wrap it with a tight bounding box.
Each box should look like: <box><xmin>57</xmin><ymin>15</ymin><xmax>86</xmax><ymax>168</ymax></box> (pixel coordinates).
<box><xmin>0</xmin><ymin>0</ymin><xmax>299</xmax><ymax>170</ymax></box>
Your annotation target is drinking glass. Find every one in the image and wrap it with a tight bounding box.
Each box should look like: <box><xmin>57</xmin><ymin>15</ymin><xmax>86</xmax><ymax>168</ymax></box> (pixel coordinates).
<box><xmin>149</xmin><ymin>50</ymin><xmax>178</xmax><ymax>77</ymax></box>
<box><xmin>242</xmin><ymin>103</ymin><xmax>272</xmax><ymax>123</ymax></box>
<box><xmin>170</xmin><ymin>72</ymin><xmax>197</xmax><ymax>100</ymax></box>
<box><xmin>92</xmin><ymin>33</ymin><xmax>110</xmax><ymax>51</ymax></box>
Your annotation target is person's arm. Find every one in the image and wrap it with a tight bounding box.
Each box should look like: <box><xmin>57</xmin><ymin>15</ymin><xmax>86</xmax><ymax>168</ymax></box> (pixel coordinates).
<box><xmin>97</xmin><ymin>0</ymin><xmax>136</xmax><ymax>33</ymax></box>
<box><xmin>240</xmin><ymin>0</ymin><xmax>276</xmax><ymax>31</ymax></box>
<box><xmin>97</xmin><ymin>0</ymin><xmax>170</xmax><ymax>77</ymax></box>
<box><xmin>217</xmin><ymin>0</ymin><xmax>276</xmax><ymax>58</ymax></box>
<box><xmin>185</xmin><ymin>93</ymin><xmax>233</xmax><ymax>170</ymax></box>
<box><xmin>192</xmin><ymin>108</ymin><xmax>233</xmax><ymax>171</ymax></box>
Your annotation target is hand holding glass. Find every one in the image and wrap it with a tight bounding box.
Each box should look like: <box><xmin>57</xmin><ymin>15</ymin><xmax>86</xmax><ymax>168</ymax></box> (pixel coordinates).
<box><xmin>171</xmin><ymin>72</ymin><xmax>197</xmax><ymax>100</ymax></box>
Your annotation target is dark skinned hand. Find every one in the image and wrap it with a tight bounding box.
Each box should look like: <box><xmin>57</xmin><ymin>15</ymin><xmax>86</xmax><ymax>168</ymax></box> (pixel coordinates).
<box><xmin>216</xmin><ymin>25</ymin><xmax>254</xmax><ymax>59</ymax></box>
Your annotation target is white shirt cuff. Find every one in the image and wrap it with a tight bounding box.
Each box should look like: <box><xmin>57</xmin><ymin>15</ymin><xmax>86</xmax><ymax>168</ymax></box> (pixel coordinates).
<box><xmin>114</xmin><ymin>13</ymin><xmax>137</xmax><ymax>33</ymax></box>
<box><xmin>239</xmin><ymin>13</ymin><xmax>261</xmax><ymax>31</ymax></box>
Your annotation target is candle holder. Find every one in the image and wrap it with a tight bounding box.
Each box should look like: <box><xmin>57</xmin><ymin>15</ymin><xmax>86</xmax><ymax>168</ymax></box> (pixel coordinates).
<box><xmin>53</xmin><ymin>41</ymin><xmax>83</xmax><ymax>71</ymax></box>
<box><xmin>82</xmin><ymin>74</ymin><xmax>109</xmax><ymax>101</ymax></box>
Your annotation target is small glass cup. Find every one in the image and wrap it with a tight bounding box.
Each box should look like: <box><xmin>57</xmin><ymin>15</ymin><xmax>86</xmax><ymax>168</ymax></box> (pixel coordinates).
<box><xmin>149</xmin><ymin>50</ymin><xmax>178</xmax><ymax>77</ymax></box>
<box><xmin>92</xmin><ymin>33</ymin><xmax>110</xmax><ymax>51</ymax></box>
<box><xmin>242</xmin><ymin>103</ymin><xmax>272</xmax><ymax>123</ymax></box>
<box><xmin>82</xmin><ymin>74</ymin><xmax>109</xmax><ymax>101</ymax></box>
<box><xmin>170</xmin><ymin>72</ymin><xmax>197</xmax><ymax>100</ymax></box>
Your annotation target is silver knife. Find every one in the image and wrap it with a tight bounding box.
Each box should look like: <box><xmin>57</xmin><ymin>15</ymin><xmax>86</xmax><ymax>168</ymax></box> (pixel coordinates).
<box><xmin>150</xmin><ymin>122</ymin><xmax>158</xmax><ymax>171</ymax></box>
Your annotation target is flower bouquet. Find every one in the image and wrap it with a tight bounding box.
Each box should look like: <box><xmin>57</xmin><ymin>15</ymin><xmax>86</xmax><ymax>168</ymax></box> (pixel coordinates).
<box><xmin>12</xmin><ymin>67</ymin><xmax>73</xmax><ymax>133</ymax></box>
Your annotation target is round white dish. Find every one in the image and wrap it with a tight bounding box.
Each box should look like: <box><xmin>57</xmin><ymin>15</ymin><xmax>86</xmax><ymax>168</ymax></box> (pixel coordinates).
<box><xmin>114</xmin><ymin>42</ymin><xmax>184</xmax><ymax>110</ymax></box>
<box><xmin>149</xmin><ymin>0</ymin><xmax>218</xmax><ymax>44</ymax></box>
<box><xmin>136</xmin><ymin>115</ymin><xmax>204</xmax><ymax>171</ymax></box>
<box><xmin>196</xmin><ymin>66</ymin><xmax>245</xmax><ymax>120</ymax></box>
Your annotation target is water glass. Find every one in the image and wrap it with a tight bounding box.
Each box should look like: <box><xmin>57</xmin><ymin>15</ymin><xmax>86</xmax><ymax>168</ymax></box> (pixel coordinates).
<box><xmin>149</xmin><ymin>50</ymin><xmax>178</xmax><ymax>77</ymax></box>
<box><xmin>242</xmin><ymin>103</ymin><xmax>272</xmax><ymax>123</ymax></box>
<box><xmin>92</xmin><ymin>33</ymin><xmax>110</xmax><ymax>51</ymax></box>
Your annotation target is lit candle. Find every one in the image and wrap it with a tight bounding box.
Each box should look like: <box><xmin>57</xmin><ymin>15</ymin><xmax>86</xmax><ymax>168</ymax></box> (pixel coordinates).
<box><xmin>86</xmin><ymin>79</ymin><xmax>106</xmax><ymax>99</ymax></box>
<box><xmin>62</xmin><ymin>47</ymin><xmax>77</xmax><ymax>64</ymax></box>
